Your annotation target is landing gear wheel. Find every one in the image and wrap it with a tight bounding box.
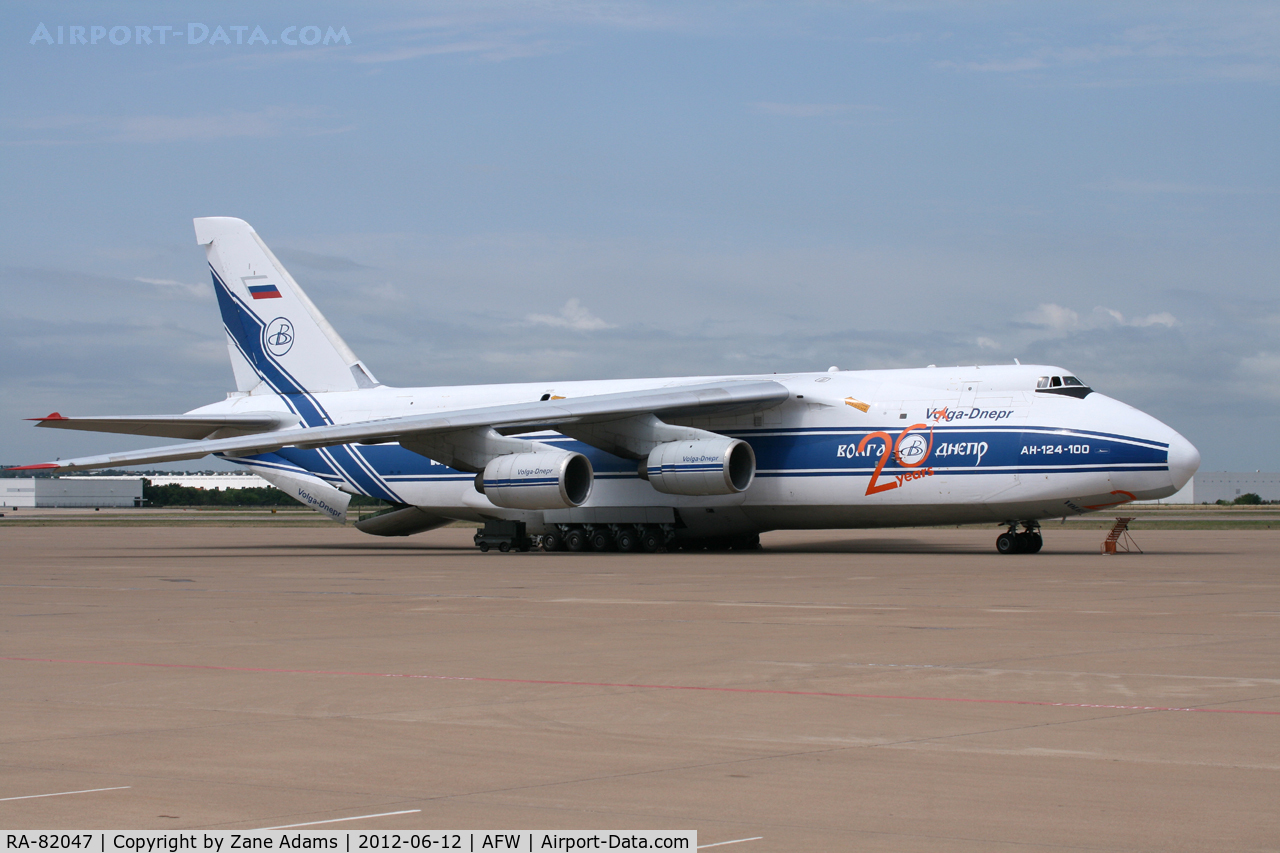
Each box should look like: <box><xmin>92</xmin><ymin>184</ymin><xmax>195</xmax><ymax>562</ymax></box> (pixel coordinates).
<box><xmin>640</xmin><ymin>529</ymin><xmax>663</xmax><ymax>553</ymax></box>
<box><xmin>589</xmin><ymin>529</ymin><xmax>614</xmax><ymax>551</ymax></box>
<box><xmin>996</xmin><ymin>532</ymin><xmax>1020</xmax><ymax>555</ymax></box>
<box><xmin>616</xmin><ymin>529</ymin><xmax>638</xmax><ymax>552</ymax></box>
<box><xmin>542</xmin><ymin>531</ymin><xmax>563</xmax><ymax>552</ymax></box>
<box><xmin>1021</xmin><ymin>532</ymin><xmax>1043</xmax><ymax>553</ymax></box>
<box><xmin>565</xmin><ymin>528</ymin><xmax>587</xmax><ymax>552</ymax></box>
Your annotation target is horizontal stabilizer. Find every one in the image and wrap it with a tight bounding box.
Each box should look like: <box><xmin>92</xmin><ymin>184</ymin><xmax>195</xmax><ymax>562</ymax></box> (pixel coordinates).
<box><xmin>29</xmin><ymin>412</ymin><xmax>299</xmax><ymax>440</ymax></box>
<box><xmin>10</xmin><ymin>379</ymin><xmax>791</xmax><ymax>473</ymax></box>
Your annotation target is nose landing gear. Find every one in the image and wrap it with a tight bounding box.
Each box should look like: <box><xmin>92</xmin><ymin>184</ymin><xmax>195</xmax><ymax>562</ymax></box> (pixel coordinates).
<box><xmin>996</xmin><ymin>522</ymin><xmax>1043</xmax><ymax>554</ymax></box>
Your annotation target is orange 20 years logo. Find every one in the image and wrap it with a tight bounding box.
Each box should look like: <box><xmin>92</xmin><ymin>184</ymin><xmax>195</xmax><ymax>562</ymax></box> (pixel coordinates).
<box><xmin>857</xmin><ymin>423</ymin><xmax>935</xmax><ymax>496</ymax></box>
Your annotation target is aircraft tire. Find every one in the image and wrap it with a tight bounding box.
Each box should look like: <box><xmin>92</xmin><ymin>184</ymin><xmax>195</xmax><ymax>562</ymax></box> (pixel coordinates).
<box><xmin>996</xmin><ymin>532</ymin><xmax>1020</xmax><ymax>554</ymax></box>
<box><xmin>616</xmin><ymin>528</ymin><xmax>639</xmax><ymax>552</ymax></box>
<box><xmin>565</xmin><ymin>528</ymin><xmax>587</xmax><ymax>552</ymax></box>
<box><xmin>640</xmin><ymin>528</ymin><xmax>663</xmax><ymax>553</ymax></box>
<box><xmin>1022</xmin><ymin>532</ymin><xmax>1043</xmax><ymax>553</ymax></box>
<box><xmin>589</xmin><ymin>529</ymin><xmax>614</xmax><ymax>551</ymax></box>
<box><xmin>542</xmin><ymin>531</ymin><xmax>563</xmax><ymax>552</ymax></box>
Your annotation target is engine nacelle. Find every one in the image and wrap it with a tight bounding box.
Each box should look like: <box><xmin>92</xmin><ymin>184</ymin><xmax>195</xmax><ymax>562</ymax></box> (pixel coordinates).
<box><xmin>644</xmin><ymin>438</ymin><xmax>756</xmax><ymax>496</ymax></box>
<box><xmin>480</xmin><ymin>451</ymin><xmax>594</xmax><ymax>510</ymax></box>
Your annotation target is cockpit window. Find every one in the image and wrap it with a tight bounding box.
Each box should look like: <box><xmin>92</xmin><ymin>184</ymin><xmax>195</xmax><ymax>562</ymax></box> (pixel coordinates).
<box><xmin>1035</xmin><ymin>373</ymin><xmax>1092</xmax><ymax>399</ymax></box>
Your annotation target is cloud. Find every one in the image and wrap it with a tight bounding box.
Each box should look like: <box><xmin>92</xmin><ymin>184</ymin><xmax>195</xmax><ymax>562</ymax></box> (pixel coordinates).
<box><xmin>1023</xmin><ymin>303</ymin><xmax>1178</xmax><ymax>333</ymax></box>
<box><xmin>525</xmin><ymin>298</ymin><xmax>616</xmax><ymax>331</ymax></box>
<box><xmin>1235</xmin><ymin>351</ymin><xmax>1280</xmax><ymax>400</ymax></box>
<box><xmin>934</xmin><ymin>4</ymin><xmax>1280</xmax><ymax>84</ymax></box>
<box><xmin>134</xmin><ymin>277</ymin><xmax>211</xmax><ymax>299</ymax></box>
<box><xmin>976</xmin><ymin>336</ymin><xmax>1001</xmax><ymax>349</ymax></box>
<box><xmin>1117</xmin><ymin>309</ymin><xmax>1178</xmax><ymax>328</ymax></box>
<box><xmin>343</xmin><ymin>3</ymin><xmax>689</xmax><ymax>65</ymax></box>
<box><xmin>1023</xmin><ymin>303</ymin><xmax>1081</xmax><ymax>332</ymax></box>
<box><xmin>5</xmin><ymin>107</ymin><xmax>351</xmax><ymax>145</ymax></box>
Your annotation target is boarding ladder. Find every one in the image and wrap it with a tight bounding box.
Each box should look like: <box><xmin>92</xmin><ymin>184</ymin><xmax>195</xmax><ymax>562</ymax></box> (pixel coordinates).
<box><xmin>1101</xmin><ymin>517</ymin><xmax>1142</xmax><ymax>554</ymax></box>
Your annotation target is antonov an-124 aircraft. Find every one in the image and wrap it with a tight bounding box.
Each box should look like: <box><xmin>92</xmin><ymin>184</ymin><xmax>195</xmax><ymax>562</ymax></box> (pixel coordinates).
<box><xmin>13</xmin><ymin>217</ymin><xmax>1200</xmax><ymax>554</ymax></box>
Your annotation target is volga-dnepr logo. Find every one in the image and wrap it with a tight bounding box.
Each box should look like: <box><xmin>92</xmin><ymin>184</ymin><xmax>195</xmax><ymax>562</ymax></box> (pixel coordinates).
<box><xmin>928</xmin><ymin>407</ymin><xmax>1014</xmax><ymax>423</ymax></box>
<box><xmin>265</xmin><ymin>317</ymin><xmax>294</xmax><ymax>357</ymax></box>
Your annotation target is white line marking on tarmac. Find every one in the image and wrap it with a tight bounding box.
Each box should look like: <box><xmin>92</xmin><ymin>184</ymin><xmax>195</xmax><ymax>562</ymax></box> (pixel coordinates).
<box><xmin>0</xmin><ymin>786</ymin><xmax>130</xmax><ymax>802</ymax></box>
<box><xmin>698</xmin><ymin>838</ymin><xmax>763</xmax><ymax>849</ymax></box>
<box><xmin>259</xmin><ymin>809</ymin><xmax>421</xmax><ymax>829</ymax></box>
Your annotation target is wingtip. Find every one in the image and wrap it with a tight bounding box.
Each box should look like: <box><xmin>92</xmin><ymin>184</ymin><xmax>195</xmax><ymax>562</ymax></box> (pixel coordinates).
<box><xmin>26</xmin><ymin>412</ymin><xmax>66</xmax><ymax>421</ymax></box>
<box><xmin>5</xmin><ymin>463</ymin><xmax>61</xmax><ymax>471</ymax></box>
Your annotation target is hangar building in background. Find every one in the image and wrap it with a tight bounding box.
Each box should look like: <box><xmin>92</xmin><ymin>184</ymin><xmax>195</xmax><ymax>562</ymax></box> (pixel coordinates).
<box><xmin>1192</xmin><ymin>473</ymin><xmax>1280</xmax><ymax>504</ymax></box>
<box><xmin>2</xmin><ymin>477</ymin><xmax>143</xmax><ymax>508</ymax></box>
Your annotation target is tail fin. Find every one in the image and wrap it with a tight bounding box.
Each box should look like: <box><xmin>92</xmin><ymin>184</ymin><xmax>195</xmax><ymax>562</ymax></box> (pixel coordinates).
<box><xmin>195</xmin><ymin>217</ymin><xmax>379</xmax><ymax>396</ymax></box>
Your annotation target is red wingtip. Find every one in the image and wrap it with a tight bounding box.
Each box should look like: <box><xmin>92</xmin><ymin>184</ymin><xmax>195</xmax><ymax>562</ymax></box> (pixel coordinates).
<box><xmin>5</xmin><ymin>463</ymin><xmax>61</xmax><ymax>471</ymax></box>
<box><xmin>26</xmin><ymin>412</ymin><xmax>67</xmax><ymax>421</ymax></box>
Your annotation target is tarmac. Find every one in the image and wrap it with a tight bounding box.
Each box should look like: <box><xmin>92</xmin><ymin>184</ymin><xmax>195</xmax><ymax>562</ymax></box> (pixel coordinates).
<box><xmin>1</xmin><ymin>525</ymin><xmax>1277</xmax><ymax>851</ymax></box>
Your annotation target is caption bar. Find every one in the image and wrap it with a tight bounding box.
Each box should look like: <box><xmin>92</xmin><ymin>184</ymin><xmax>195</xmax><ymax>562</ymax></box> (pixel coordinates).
<box><xmin>4</xmin><ymin>833</ymin><xmax>695</xmax><ymax>852</ymax></box>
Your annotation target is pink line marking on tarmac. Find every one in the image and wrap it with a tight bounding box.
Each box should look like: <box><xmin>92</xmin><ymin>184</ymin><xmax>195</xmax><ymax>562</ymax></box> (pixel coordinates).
<box><xmin>2</xmin><ymin>656</ymin><xmax>1277</xmax><ymax>716</ymax></box>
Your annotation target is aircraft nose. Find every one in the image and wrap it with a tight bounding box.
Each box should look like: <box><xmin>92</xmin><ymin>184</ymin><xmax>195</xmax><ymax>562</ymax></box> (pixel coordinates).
<box><xmin>1167</xmin><ymin>430</ymin><xmax>1200</xmax><ymax>491</ymax></box>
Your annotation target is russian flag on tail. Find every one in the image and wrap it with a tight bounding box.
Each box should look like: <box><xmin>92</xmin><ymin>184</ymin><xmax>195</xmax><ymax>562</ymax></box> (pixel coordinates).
<box><xmin>248</xmin><ymin>283</ymin><xmax>282</xmax><ymax>299</ymax></box>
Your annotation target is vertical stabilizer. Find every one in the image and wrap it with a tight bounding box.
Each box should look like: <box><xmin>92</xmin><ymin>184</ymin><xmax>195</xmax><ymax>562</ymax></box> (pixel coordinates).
<box><xmin>195</xmin><ymin>217</ymin><xmax>379</xmax><ymax>396</ymax></box>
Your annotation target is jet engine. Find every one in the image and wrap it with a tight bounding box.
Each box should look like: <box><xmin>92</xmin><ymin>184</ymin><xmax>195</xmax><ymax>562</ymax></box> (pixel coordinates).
<box><xmin>644</xmin><ymin>438</ymin><xmax>756</xmax><ymax>496</ymax></box>
<box><xmin>480</xmin><ymin>450</ymin><xmax>594</xmax><ymax>510</ymax></box>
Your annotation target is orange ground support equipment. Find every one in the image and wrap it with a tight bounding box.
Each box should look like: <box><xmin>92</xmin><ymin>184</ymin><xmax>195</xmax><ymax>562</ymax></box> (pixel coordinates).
<box><xmin>1101</xmin><ymin>517</ymin><xmax>1142</xmax><ymax>554</ymax></box>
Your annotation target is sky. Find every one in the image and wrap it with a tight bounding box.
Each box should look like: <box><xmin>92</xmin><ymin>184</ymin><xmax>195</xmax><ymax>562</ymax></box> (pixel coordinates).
<box><xmin>2</xmin><ymin>1</ymin><xmax>1277</xmax><ymax>471</ymax></box>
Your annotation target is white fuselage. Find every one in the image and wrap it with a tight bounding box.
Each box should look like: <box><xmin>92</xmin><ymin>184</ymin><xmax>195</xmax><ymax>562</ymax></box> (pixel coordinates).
<box><xmin>193</xmin><ymin>364</ymin><xmax>1199</xmax><ymax>537</ymax></box>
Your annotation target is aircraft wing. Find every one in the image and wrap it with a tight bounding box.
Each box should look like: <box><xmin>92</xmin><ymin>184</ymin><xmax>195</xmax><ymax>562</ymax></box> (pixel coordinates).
<box><xmin>28</xmin><ymin>412</ymin><xmax>299</xmax><ymax>440</ymax></box>
<box><xmin>11</xmin><ymin>380</ymin><xmax>790</xmax><ymax>473</ymax></box>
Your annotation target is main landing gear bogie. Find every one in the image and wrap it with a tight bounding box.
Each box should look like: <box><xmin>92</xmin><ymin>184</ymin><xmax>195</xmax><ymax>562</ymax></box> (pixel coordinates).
<box><xmin>996</xmin><ymin>523</ymin><xmax>1043</xmax><ymax>555</ymax></box>
<box><xmin>538</xmin><ymin>523</ymin><xmax>674</xmax><ymax>554</ymax></box>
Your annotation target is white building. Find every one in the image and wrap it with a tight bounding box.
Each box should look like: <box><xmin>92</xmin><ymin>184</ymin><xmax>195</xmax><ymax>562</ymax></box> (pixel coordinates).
<box><xmin>1192</xmin><ymin>473</ymin><xmax>1280</xmax><ymax>504</ymax></box>
<box><xmin>1</xmin><ymin>478</ymin><xmax>143</xmax><ymax>508</ymax></box>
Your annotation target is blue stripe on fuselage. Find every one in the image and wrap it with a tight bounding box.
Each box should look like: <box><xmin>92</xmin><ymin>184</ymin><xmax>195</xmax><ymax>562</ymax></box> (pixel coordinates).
<box><xmin>255</xmin><ymin>427</ymin><xmax>1167</xmax><ymax>495</ymax></box>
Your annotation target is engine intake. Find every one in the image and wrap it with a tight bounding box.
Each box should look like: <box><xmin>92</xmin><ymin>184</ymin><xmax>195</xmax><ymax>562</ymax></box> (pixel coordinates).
<box><xmin>645</xmin><ymin>438</ymin><xmax>756</xmax><ymax>496</ymax></box>
<box><xmin>480</xmin><ymin>451</ymin><xmax>594</xmax><ymax>510</ymax></box>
